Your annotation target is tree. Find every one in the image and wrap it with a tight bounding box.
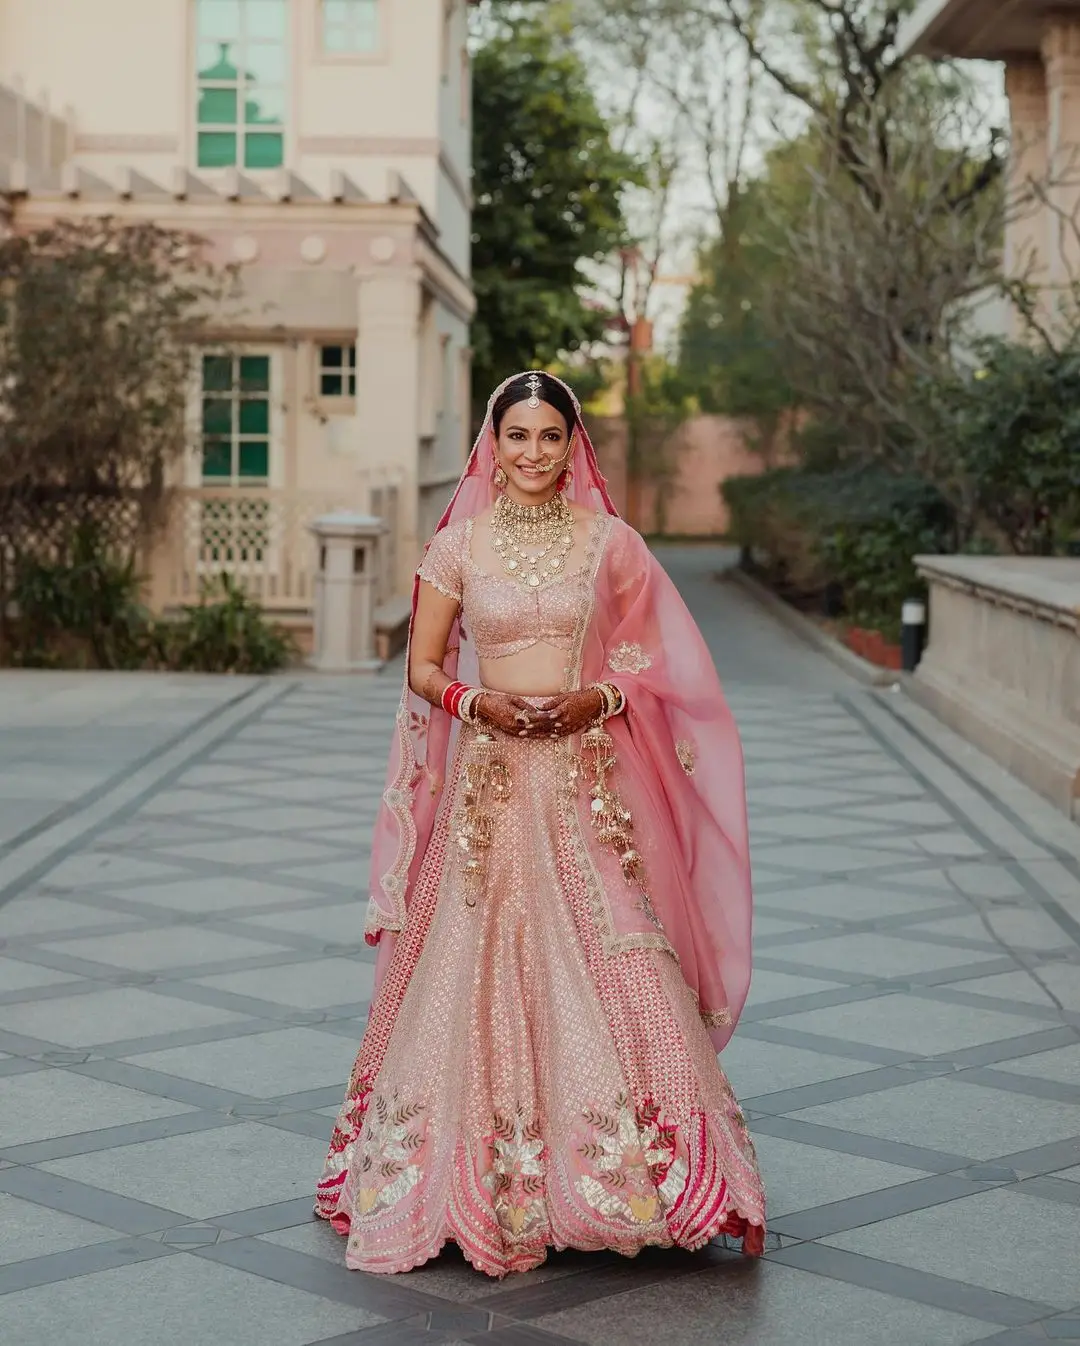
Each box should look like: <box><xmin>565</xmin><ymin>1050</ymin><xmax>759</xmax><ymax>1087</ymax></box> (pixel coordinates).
<box><xmin>0</xmin><ymin>217</ymin><xmax>233</xmax><ymax>655</ymax></box>
<box><xmin>470</xmin><ymin>7</ymin><xmax>641</xmax><ymax>408</ymax></box>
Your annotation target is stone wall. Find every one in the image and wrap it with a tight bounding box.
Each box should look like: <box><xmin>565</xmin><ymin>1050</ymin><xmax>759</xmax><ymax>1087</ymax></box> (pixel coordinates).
<box><xmin>914</xmin><ymin>556</ymin><xmax>1080</xmax><ymax>820</ymax></box>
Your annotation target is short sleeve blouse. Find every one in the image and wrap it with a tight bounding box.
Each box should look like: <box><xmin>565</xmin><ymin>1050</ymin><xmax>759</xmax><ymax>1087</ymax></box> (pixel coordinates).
<box><xmin>416</xmin><ymin>521</ymin><xmax>464</xmax><ymax>603</ymax></box>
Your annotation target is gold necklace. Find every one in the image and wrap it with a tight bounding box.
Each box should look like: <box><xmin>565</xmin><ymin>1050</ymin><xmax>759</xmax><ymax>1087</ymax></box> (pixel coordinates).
<box><xmin>490</xmin><ymin>492</ymin><xmax>575</xmax><ymax>588</ymax></box>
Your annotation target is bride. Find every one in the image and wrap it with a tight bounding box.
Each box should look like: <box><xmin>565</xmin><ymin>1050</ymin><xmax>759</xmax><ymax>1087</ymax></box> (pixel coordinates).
<box><xmin>316</xmin><ymin>370</ymin><xmax>766</xmax><ymax>1276</ymax></box>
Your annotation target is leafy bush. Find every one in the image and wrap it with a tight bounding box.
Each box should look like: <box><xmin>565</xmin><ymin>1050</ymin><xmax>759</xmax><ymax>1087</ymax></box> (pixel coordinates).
<box><xmin>10</xmin><ymin>523</ymin><xmax>149</xmax><ymax>669</ymax></box>
<box><xmin>923</xmin><ymin>338</ymin><xmax>1080</xmax><ymax>555</ymax></box>
<box><xmin>150</xmin><ymin>575</ymin><xmax>295</xmax><ymax>675</ymax></box>
<box><xmin>7</xmin><ymin>528</ymin><xmax>294</xmax><ymax>674</ymax></box>
<box><xmin>723</xmin><ymin>466</ymin><xmax>955</xmax><ymax>639</ymax></box>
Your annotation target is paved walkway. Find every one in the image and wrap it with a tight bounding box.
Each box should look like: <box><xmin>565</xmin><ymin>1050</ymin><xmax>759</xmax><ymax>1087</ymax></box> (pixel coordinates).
<box><xmin>1</xmin><ymin>547</ymin><xmax>1078</xmax><ymax>1346</ymax></box>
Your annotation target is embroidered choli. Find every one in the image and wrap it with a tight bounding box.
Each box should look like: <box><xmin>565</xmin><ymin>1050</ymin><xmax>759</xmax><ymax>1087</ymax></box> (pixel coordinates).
<box><xmin>417</xmin><ymin>516</ymin><xmax>602</xmax><ymax>661</ymax></box>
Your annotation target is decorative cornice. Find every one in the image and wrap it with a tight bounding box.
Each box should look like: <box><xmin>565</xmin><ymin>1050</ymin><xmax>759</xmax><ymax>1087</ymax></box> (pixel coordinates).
<box><xmin>74</xmin><ymin>133</ymin><xmax>180</xmax><ymax>154</ymax></box>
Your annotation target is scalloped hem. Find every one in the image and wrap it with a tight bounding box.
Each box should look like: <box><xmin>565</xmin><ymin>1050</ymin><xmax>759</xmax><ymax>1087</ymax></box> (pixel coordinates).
<box><xmin>314</xmin><ymin>1196</ymin><xmax>765</xmax><ymax>1278</ymax></box>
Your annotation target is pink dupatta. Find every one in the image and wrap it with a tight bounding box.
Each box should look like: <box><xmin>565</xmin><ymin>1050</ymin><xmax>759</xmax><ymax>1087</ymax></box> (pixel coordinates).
<box><xmin>363</xmin><ymin>373</ymin><xmax>753</xmax><ymax>1050</ymax></box>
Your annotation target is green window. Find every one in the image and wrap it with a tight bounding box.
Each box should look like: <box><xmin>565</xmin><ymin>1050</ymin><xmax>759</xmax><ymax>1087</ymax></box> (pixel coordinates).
<box><xmin>319</xmin><ymin>344</ymin><xmax>356</xmax><ymax>397</ymax></box>
<box><xmin>323</xmin><ymin>0</ymin><xmax>379</xmax><ymax>54</ymax></box>
<box><xmin>196</xmin><ymin>0</ymin><xmax>286</xmax><ymax>170</ymax></box>
<box><xmin>201</xmin><ymin>353</ymin><xmax>272</xmax><ymax>484</ymax></box>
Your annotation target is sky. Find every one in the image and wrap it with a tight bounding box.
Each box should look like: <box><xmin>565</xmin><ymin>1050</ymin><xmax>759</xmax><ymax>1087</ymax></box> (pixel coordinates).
<box><xmin>574</xmin><ymin>8</ymin><xmax>1007</xmax><ymax>352</ymax></box>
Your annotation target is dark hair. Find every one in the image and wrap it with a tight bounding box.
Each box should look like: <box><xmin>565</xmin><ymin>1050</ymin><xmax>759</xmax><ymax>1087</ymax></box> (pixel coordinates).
<box><xmin>491</xmin><ymin>372</ymin><xmax>578</xmax><ymax>436</ymax></box>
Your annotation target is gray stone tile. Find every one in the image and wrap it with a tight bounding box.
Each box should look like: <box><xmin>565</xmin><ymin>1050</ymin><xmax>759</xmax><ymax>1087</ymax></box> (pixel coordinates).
<box><xmin>0</xmin><ymin>897</ymin><xmax>134</xmax><ymax>938</ymax></box>
<box><xmin>276</xmin><ymin>860</ymin><xmax>369</xmax><ymax>888</ymax></box>
<box><xmin>719</xmin><ymin>1035</ymin><xmax>882</xmax><ymax>1099</ymax></box>
<box><xmin>0</xmin><ymin>957</ymin><xmax>82</xmax><ymax>994</ymax></box>
<box><xmin>997</xmin><ymin>1045</ymin><xmax>1080</xmax><ymax>1087</ymax></box>
<box><xmin>41</xmin><ymin>852</ymin><xmax>191</xmax><ymax>890</ymax></box>
<box><xmin>823</xmin><ymin>1187</ymin><xmax>1080</xmax><ymax>1310</ymax></box>
<box><xmin>765</xmin><ymin>881</ymin><xmax>961</xmax><ymax>922</ymax></box>
<box><xmin>39</xmin><ymin>926</ymin><xmax>289</xmax><ymax>972</ymax></box>
<box><xmin>201</xmin><ymin>805</ymin><xmax>357</xmax><ymax>833</ymax></box>
<box><xmin>0</xmin><ymin>1192</ymin><xmax>118</xmax><ymax>1265</ymax></box>
<box><xmin>754</xmin><ymin>1133</ymin><xmax>925</xmax><ymax>1218</ymax></box>
<box><xmin>0</xmin><ymin>986</ymin><xmax>253</xmax><ymax>1049</ymax></box>
<box><xmin>115</xmin><ymin>876</ymin><xmax>328</xmax><ymax>914</ymax></box>
<box><xmin>0</xmin><ymin>1245</ymin><xmax>373</xmax><ymax>1345</ymax></box>
<box><xmin>765</xmin><ymin>994</ymin><xmax>1049</xmax><ymax>1056</ymax></box>
<box><xmin>751</xmin><ymin>841</ymin><xmax>923</xmax><ymax>874</ymax></box>
<box><xmin>744</xmin><ymin>968</ymin><xmax>850</xmax><ymax>1006</ymax></box>
<box><xmin>535</xmin><ymin>1255</ymin><xmax>994</xmax><ymax>1346</ymax></box>
<box><xmin>259</xmin><ymin>1218</ymin><xmax>347</xmax><ymax>1265</ymax></box>
<box><xmin>41</xmin><ymin>1122</ymin><xmax>327</xmax><ymax>1221</ymax></box>
<box><xmin>1026</xmin><ymin>963</ymin><xmax>1080</xmax><ymax>1012</ymax></box>
<box><xmin>125</xmin><ymin>1026</ymin><xmax>356</xmax><ymax>1096</ymax></box>
<box><xmin>776</xmin><ymin>932</ymin><xmax>1003</xmax><ymax>979</ymax></box>
<box><xmin>0</xmin><ymin>1068</ymin><xmax>195</xmax><ymax>1149</ymax></box>
<box><xmin>957</xmin><ymin>970</ymin><xmax>1062</xmax><ymax>1008</ymax></box>
<box><xmin>236</xmin><ymin>903</ymin><xmax>367</xmax><ymax>943</ymax></box>
<box><xmin>191</xmin><ymin>959</ymin><xmax>375</xmax><ymax>1011</ymax></box>
<box><xmin>789</xmin><ymin>1076</ymin><xmax>1080</xmax><ymax>1161</ymax></box>
<box><xmin>156</xmin><ymin>836</ymin><xmax>341</xmax><ymax>866</ymax></box>
<box><xmin>746</xmin><ymin>915</ymin><xmax>814</xmax><ymax>938</ymax></box>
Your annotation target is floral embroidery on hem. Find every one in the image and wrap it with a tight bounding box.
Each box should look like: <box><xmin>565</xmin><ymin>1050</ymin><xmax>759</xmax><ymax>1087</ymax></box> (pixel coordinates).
<box><xmin>573</xmin><ymin>1093</ymin><xmax>688</xmax><ymax>1226</ymax></box>
<box><xmin>675</xmin><ymin>739</ymin><xmax>696</xmax><ymax>777</ymax></box>
<box><xmin>700</xmin><ymin>1006</ymin><xmax>733</xmax><ymax>1027</ymax></box>
<box><xmin>481</xmin><ymin>1110</ymin><xmax>547</xmax><ymax>1239</ymax></box>
<box><xmin>355</xmin><ymin>1089</ymin><xmax>426</xmax><ymax>1217</ymax></box>
<box><xmin>608</xmin><ymin>641</ymin><xmax>652</xmax><ymax>675</ymax></box>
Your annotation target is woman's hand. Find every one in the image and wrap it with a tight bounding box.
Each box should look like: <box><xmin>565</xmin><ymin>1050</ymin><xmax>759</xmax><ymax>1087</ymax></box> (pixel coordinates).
<box><xmin>476</xmin><ymin>692</ymin><xmax>551</xmax><ymax>738</ymax></box>
<box><xmin>529</xmin><ymin>689</ymin><xmax>604</xmax><ymax>738</ymax></box>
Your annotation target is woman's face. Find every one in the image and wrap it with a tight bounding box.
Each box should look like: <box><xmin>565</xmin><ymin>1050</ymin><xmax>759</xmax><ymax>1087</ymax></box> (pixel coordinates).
<box><xmin>494</xmin><ymin>399</ymin><xmax>571</xmax><ymax>503</ymax></box>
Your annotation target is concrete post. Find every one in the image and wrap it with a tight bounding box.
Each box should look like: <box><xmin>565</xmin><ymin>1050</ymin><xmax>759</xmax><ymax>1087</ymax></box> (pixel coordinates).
<box><xmin>354</xmin><ymin>265</ymin><xmax>423</xmax><ymax>595</ymax></box>
<box><xmin>308</xmin><ymin>512</ymin><xmax>386</xmax><ymax>673</ymax></box>
<box><xmin>1042</xmin><ymin>19</ymin><xmax>1080</xmax><ymax>290</ymax></box>
<box><xmin>1003</xmin><ymin>56</ymin><xmax>1049</xmax><ymax>297</ymax></box>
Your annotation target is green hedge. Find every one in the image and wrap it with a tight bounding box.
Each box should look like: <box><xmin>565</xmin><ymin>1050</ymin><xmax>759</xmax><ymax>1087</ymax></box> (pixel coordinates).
<box><xmin>723</xmin><ymin>467</ymin><xmax>955</xmax><ymax>640</ymax></box>
<box><xmin>7</xmin><ymin>525</ymin><xmax>295</xmax><ymax>673</ymax></box>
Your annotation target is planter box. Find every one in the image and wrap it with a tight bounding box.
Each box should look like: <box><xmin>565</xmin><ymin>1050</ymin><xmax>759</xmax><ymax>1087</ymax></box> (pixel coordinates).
<box><xmin>844</xmin><ymin>626</ymin><xmax>902</xmax><ymax>670</ymax></box>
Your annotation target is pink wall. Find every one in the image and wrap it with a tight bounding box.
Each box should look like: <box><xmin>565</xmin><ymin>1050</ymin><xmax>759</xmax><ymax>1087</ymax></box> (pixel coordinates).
<box><xmin>589</xmin><ymin>414</ymin><xmax>775</xmax><ymax>537</ymax></box>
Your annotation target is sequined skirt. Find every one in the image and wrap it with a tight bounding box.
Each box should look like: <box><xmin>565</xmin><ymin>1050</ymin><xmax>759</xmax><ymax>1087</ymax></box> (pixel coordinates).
<box><xmin>315</xmin><ymin>726</ymin><xmax>766</xmax><ymax>1276</ymax></box>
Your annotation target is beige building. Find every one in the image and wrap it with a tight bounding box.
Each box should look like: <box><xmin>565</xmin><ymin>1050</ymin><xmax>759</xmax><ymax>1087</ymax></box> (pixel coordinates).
<box><xmin>0</xmin><ymin>0</ymin><xmax>476</xmax><ymax>627</ymax></box>
<box><xmin>901</xmin><ymin>0</ymin><xmax>1080</xmax><ymax>320</ymax></box>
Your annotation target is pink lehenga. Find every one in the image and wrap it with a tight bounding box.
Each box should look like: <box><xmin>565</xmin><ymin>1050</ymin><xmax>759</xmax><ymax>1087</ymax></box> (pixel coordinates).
<box><xmin>316</xmin><ymin>374</ymin><xmax>766</xmax><ymax>1276</ymax></box>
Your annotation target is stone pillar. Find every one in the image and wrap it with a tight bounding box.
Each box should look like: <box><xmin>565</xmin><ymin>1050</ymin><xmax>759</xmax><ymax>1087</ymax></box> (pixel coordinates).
<box><xmin>354</xmin><ymin>260</ymin><xmax>423</xmax><ymax>595</ymax></box>
<box><xmin>308</xmin><ymin>512</ymin><xmax>386</xmax><ymax>672</ymax></box>
<box><xmin>1004</xmin><ymin>56</ymin><xmax>1049</xmax><ymax>299</ymax></box>
<box><xmin>1042</xmin><ymin>19</ymin><xmax>1080</xmax><ymax>289</ymax></box>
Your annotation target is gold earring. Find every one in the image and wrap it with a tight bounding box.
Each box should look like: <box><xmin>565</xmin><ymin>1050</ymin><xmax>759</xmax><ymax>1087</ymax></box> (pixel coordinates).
<box><xmin>493</xmin><ymin>464</ymin><xmax>508</xmax><ymax>489</ymax></box>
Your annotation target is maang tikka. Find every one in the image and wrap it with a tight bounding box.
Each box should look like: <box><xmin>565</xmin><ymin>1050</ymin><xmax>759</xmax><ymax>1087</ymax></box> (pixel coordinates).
<box><xmin>525</xmin><ymin>373</ymin><xmax>542</xmax><ymax>408</ymax></box>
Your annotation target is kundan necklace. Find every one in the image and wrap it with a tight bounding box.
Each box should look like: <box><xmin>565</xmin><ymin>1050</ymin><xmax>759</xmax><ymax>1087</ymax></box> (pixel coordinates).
<box><xmin>490</xmin><ymin>491</ymin><xmax>575</xmax><ymax>588</ymax></box>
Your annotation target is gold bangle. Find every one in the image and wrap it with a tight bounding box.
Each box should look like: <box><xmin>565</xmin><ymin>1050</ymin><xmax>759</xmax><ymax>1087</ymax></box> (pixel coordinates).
<box><xmin>590</xmin><ymin>682</ymin><xmax>617</xmax><ymax>720</ymax></box>
<box><xmin>458</xmin><ymin>687</ymin><xmax>483</xmax><ymax>725</ymax></box>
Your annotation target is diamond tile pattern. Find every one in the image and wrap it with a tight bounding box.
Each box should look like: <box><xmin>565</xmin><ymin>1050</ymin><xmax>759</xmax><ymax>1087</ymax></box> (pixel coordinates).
<box><xmin>0</xmin><ymin>548</ymin><xmax>1078</xmax><ymax>1345</ymax></box>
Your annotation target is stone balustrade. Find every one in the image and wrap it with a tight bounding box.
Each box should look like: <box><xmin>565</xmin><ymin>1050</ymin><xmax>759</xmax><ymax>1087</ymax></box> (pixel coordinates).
<box><xmin>913</xmin><ymin>556</ymin><xmax>1080</xmax><ymax>820</ymax></box>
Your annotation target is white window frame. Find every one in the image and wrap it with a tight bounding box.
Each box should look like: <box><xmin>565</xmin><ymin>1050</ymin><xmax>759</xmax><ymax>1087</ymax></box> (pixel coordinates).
<box><xmin>193</xmin><ymin>0</ymin><xmax>289</xmax><ymax>173</ymax></box>
<box><xmin>317</xmin><ymin>343</ymin><xmax>358</xmax><ymax>402</ymax></box>
<box><xmin>314</xmin><ymin>0</ymin><xmax>388</xmax><ymax>64</ymax></box>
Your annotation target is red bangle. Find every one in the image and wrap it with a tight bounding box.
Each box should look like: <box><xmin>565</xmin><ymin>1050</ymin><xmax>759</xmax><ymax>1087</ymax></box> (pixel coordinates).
<box><xmin>441</xmin><ymin>681</ymin><xmax>468</xmax><ymax>717</ymax></box>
